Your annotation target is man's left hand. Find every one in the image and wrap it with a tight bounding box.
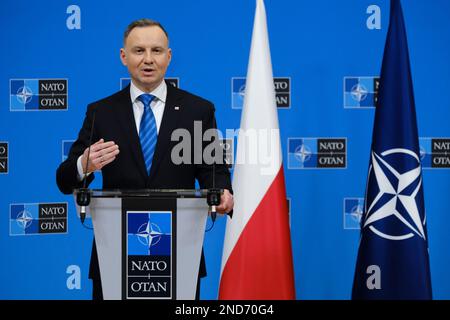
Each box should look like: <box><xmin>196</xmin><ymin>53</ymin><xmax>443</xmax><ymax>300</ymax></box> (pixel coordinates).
<box><xmin>216</xmin><ymin>189</ymin><xmax>234</xmax><ymax>214</ymax></box>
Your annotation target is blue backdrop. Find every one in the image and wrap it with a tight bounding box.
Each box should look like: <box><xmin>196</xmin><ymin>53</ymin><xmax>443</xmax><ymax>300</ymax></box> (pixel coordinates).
<box><xmin>1</xmin><ymin>0</ymin><xmax>450</xmax><ymax>300</ymax></box>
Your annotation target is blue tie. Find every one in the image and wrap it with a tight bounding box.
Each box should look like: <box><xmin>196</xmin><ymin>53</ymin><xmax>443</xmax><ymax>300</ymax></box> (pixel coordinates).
<box><xmin>138</xmin><ymin>94</ymin><xmax>157</xmax><ymax>175</ymax></box>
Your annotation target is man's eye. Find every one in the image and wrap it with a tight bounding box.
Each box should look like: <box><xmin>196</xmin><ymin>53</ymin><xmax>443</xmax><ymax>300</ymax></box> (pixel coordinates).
<box><xmin>135</xmin><ymin>49</ymin><xmax>143</xmax><ymax>54</ymax></box>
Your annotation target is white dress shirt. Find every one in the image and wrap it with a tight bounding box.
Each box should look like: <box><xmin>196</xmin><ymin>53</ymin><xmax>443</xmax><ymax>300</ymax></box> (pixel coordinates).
<box><xmin>130</xmin><ymin>80</ymin><xmax>166</xmax><ymax>134</ymax></box>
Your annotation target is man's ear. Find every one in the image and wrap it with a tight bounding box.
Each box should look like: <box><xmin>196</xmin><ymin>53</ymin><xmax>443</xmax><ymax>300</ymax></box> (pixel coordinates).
<box><xmin>167</xmin><ymin>48</ymin><xmax>172</xmax><ymax>64</ymax></box>
<box><xmin>120</xmin><ymin>48</ymin><xmax>127</xmax><ymax>66</ymax></box>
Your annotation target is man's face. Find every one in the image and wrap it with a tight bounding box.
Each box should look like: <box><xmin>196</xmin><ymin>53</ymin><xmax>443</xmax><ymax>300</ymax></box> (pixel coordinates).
<box><xmin>120</xmin><ymin>26</ymin><xmax>172</xmax><ymax>92</ymax></box>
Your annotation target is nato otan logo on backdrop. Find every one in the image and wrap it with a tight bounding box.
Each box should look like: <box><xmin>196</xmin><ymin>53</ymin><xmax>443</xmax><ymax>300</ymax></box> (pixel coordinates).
<box><xmin>287</xmin><ymin>138</ymin><xmax>347</xmax><ymax>169</ymax></box>
<box><xmin>343</xmin><ymin>77</ymin><xmax>379</xmax><ymax>108</ymax></box>
<box><xmin>420</xmin><ymin>138</ymin><xmax>450</xmax><ymax>168</ymax></box>
<box><xmin>344</xmin><ymin>198</ymin><xmax>364</xmax><ymax>230</ymax></box>
<box><xmin>126</xmin><ymin>211</ymin><xmax>173</xmax><ymax>299</ymax></box>
<box><xmin>120</xmin><ymin>78</ymin><xmax>179</xmax><ymax>89</ymax></box>
<box><xmin>62</xmin><ymin>140</ymin><xmax>74</xmax><ymax>162</ymax></box>
<box><xmin>0</xmin><ymin>142</ymin><xmax>8</xmax><ymax>174</ymax></box>
<box><xmin>232</xmin><ymin>77</ymin><xmax>291</xmax><ymax>109</ymax></box>
<box><xmin>10</xmin><ymin>79</ymin><xmax>68</xmax><ymax>111</ymax></box>
<box><xmin>10</xmin><ymin>203</ymin><xmax>68</xmax><ymax>235</ymax></box>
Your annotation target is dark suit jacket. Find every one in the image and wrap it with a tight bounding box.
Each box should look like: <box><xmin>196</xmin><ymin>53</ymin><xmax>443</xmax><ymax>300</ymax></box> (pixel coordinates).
<box><xmin>56</xmin><ymin>81</ymin><xmax>232</xmax><ymax>286</ymax></box>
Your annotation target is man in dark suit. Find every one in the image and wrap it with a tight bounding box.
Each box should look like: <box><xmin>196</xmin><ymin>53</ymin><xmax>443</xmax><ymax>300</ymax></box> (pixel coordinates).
<box><xmin>56</xmin><ymin>18</ymin><xmax>233</xmax><ymax>300</ymax></box>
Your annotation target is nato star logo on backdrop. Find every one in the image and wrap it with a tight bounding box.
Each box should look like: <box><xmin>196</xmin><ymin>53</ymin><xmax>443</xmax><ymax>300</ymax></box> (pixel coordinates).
<box><xmin>16</xmin><ymin>86</ymin><xmax>33</xmax><ymax>104</ymax></box>
<box><xmin>344</xmin><ymin>198</ymin><xmax>364</xmax><ymax>230</ymax></box>
<box><xmin>10</xmin><ymin>79</ymin><xmax>68</xmax><ymax>111</ymax></box>
<box><xmin>287</xmin><ymin>138</ymin><xmax>316</xmax><ymax>168</ymax></box>
<box><xmin>10</xmin><ymin>80</ymin><xmax>38</xmax><ymax>110</ymax></box>
<box><xmin>343</xmin><ymin>77</ymin><xmax>379</xmax><ymax>108</ymax></box>
<box><xmin>363</xmin><ymin>149</ymin><xmax>425</xmax><ymax>241</ymax></box>
<box><xmin>16</xmin><ymin>209</ymin><xmax>34</xmax><ymax>229</ymax></box>
<box><xmin>10</xmin><ymin>204</ymin><xmax>40</xmax><ymax>235</ymax></box>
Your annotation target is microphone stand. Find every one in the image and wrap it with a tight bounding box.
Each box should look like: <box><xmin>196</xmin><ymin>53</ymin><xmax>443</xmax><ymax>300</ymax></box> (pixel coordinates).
<box><xmin>76</xmin><ymin>111</ymin><xmax>96</xmax><ymax>224</ymax></box>
<box><xmin>207</xmin><ymin>138</ymin><xmax>222</xmax><ymax>224</ymax></box>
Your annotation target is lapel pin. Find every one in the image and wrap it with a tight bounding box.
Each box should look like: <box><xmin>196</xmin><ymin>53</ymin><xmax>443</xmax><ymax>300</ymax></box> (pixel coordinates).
<box><xmin>174</xmin><ymin>106</ymin><xmax>180</xmax><ymax>110</ymax></box>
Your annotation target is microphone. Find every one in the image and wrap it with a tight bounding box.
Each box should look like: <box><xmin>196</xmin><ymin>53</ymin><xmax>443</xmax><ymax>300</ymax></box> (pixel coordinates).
<box><xmin>76</xmin><ymin>189</ymin><xmax>90</xmax><ymax>224</ymax></box>
<box><xmin>76</xmin><ymin>110</ymin><xmax>96</xmax><ymax>224</ymax></box>
<box><xmin>207</xmin><ymin>166</ymin><xmax>220</xmax><ymax>223</ymax></box>
<box><xmin>207</xmin><ymin>189</ymin><xmax>220</xmax><ymax>223</ymax></box>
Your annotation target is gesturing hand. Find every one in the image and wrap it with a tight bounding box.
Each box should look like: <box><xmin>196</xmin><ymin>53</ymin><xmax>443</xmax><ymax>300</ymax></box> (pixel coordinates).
<box><xmin>81</xmin><ymin>139</ymin><xmax>120</xmax><ymax>174</ymax></box>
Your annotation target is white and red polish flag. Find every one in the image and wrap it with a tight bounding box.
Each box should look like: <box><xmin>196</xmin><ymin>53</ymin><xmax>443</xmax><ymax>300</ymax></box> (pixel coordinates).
<box><xmin>219</xmin><ymin>0</ymin><xmax>295</xmax><ymax>300</ymax></box>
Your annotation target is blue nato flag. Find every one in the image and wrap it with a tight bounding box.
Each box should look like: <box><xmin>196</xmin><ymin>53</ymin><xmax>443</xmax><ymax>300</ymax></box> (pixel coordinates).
<box><xmin>352</xmin><ymin>0</ymin><xmax>432</xmax><ymax>300</ymax></box>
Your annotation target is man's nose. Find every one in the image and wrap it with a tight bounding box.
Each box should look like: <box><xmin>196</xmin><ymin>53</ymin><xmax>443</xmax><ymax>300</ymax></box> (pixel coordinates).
<box><xmin>143</xmin><ymin>50</ymin><xmax>153</xmax><ymax>63</ymax></box>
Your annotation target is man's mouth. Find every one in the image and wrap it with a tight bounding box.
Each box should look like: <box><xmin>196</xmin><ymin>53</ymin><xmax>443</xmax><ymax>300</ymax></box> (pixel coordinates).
<box><xmin>141</xmin><ymin>68</ymin><xmax>155</xmax><ymax>75</ymax></box>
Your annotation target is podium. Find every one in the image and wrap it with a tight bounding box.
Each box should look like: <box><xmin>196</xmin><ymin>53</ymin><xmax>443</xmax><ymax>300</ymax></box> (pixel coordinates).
<box><xmin>75</xmin><ymin>189</ymin><xmax>210</xmax><ymax>300</ymax></box>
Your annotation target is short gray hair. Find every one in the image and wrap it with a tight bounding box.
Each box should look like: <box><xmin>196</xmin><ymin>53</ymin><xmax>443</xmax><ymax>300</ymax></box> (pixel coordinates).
<box><xmin>123</xmin><ymin>18</ymin><xmax>169</xmax><ymax>44</ymax></box>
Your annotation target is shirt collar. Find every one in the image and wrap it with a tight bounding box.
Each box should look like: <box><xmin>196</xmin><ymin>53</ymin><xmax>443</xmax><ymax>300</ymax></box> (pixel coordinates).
<box><xmin>130</xmin><ymin>80</ymin><xmax>167</xmax><ymax>105</ymax></box>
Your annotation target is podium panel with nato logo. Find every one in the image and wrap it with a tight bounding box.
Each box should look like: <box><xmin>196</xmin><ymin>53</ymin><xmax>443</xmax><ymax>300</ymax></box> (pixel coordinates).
<box><xmin>74</xmin><ymin>189</ymin><xmax>209</xmax><ymax>300</ymax></box>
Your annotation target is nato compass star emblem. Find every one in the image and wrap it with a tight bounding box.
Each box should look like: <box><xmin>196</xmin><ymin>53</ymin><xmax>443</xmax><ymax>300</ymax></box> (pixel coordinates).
<box><xmin>363</xmin><ymin>148</ymin><xmax>426</xmax><ymax>241</ymax></box>
<box><xmin>136</xmin><ymin>222</ymin><xmax>163</xmax><ymax>247</ymax></box>
<box><xmin>16</xmin><ymin>86</ymin><xmax>33</xmax><ymax>104</ymax></box>
<box><xmin>294</xmin><ymin>143</ymin><xmax>312</xmax><ymax>164</ymax></box>
<box><xmin>351</xmin><ymin>83</ymin><xmax>368</xmax><ymax>102</ymax></box>
<box><xmin>350</xmin><ymin>203</ymin><xmax>364</xmax><ymax>224</ymax></box>
<box><xmin>16</xmin><ymin>210</ymin><xmax>33</xmax><ymax>229</ymax></box>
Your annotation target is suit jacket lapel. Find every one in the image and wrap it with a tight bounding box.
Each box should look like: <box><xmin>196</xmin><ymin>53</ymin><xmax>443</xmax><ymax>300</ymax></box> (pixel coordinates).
<box><xmin>113</xmin><ymin>85</ymin><xmax>148</xmax><ymax>181</ymax></box>
<box><xmin>148</xmin><ymin>82</ymin><xmax>183</xmax><ymax>182</ymax></box>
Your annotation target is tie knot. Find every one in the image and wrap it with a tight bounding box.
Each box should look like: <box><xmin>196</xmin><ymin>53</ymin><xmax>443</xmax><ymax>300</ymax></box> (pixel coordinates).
<box><xmin>138</xmin><ymin>94</ymin><xmax>155</xmax><ymax>108</ymax></box>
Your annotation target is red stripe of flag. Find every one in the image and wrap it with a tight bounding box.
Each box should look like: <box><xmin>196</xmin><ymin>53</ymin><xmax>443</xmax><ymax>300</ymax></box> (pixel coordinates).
<box><xmin>219</xmin><ymin>167</ymin><xmax>295</xmax><ymax>300</ymax></box>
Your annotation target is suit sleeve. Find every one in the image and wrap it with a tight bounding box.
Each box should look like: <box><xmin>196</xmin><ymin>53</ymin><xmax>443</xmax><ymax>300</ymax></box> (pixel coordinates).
<box><xmin>56</xmin><ymin>104</ymin><xmax>97</xmax><ymax>194</ymax></box>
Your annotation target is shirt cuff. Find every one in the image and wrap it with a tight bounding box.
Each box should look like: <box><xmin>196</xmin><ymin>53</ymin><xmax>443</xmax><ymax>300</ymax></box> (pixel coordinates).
<box><xmin>77</xmin><ymin>155</ymin><xmax>91</xmax><ymax>181</ymax></box>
